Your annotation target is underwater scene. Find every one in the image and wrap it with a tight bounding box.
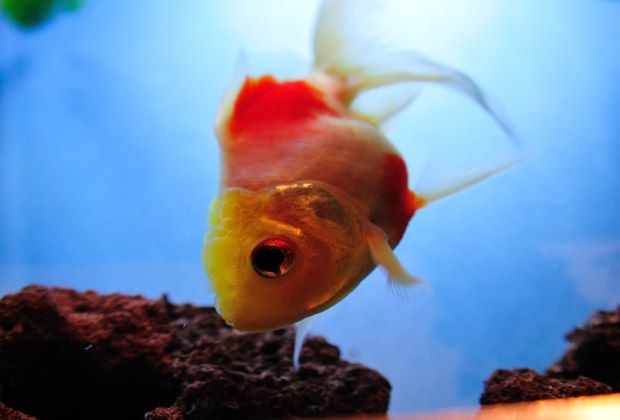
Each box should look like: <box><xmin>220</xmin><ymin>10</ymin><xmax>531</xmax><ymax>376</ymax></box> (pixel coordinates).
<box><xmin>1</xmin><ymin>0</ymin><xmax>620</xmax><ymax>417</ymax></box>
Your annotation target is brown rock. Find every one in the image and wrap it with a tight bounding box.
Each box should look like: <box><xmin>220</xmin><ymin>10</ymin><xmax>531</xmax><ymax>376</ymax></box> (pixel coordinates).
<box><xmin>480</xmin><ymin>306</ymin><xmax>620</xmax><ymax>405</ymax></box>
<box><xmin>0</xmin><ymin>285</ymin><xmax>390</xmax><ymax>419</ymax></box>
<box><xmin>480</xmin><ymin>368</ymin><xmax>612</xmax><ymax>405</ymax></box>
<box><xmin>145</xmin><ymin>406</ymin><xmax>185</xmax><ymax>420</ymax></box>
<box><xmin>548</xmin><ymin>306</ymin><xmax>620</xmax><ymax>391</ymax></box>
<box><xmin>0</xmin><ymin>401</ymin><xmax>35</xmax><ymax>420</ymax></box>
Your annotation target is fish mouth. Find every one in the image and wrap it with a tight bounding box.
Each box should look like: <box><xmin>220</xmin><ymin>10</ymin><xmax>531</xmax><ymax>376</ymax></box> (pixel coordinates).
<box><xmin>214</xmin><ymin>295</ymin><xmax>295</xmax><ymax>332</ymax></box>
<box><xmin>213</xmin><ymin>297</ymin><xmax>236</xmax><ymax>328</ymax></box>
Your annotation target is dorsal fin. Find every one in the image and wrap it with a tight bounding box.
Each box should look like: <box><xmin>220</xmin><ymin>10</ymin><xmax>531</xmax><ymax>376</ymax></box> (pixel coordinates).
<box><xmin>228</xmin><ymin>76</ymin><xmax>337</xmax><ymax>139</ymax></box>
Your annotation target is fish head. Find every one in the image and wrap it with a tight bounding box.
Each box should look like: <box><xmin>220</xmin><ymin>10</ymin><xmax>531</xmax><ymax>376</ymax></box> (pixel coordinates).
<box><xmin>202</xmin><ymin>182</ymin><xmax>370</xmax><ymax>331</ymax></box>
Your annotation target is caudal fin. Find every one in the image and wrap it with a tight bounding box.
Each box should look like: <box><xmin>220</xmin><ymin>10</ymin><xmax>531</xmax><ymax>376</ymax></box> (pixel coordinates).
<box><xmin>313</xmin><ymin>0</ymin><xmax>514</xmax><ymax>139</ymax></box>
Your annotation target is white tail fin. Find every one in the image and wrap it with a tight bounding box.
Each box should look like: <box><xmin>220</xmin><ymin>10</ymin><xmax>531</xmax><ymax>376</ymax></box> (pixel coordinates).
<box><xmin>313</xmin><ymin>0</ymin><xmax>514</xmax><ymax>138</ymax></box>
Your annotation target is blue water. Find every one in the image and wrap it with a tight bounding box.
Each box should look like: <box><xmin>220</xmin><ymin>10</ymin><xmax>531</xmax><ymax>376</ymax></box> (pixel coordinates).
<box><xmin>1</xmin><ymin>0</ymin><xmax>619</xmax><ymax>413</ymax></box>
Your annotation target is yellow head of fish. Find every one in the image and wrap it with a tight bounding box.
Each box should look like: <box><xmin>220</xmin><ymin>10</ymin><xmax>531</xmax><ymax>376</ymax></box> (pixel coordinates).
<box><xmin>203</xmin><ymin>182</ymin><xmax>371</xmax><ymax>331</ymax></box>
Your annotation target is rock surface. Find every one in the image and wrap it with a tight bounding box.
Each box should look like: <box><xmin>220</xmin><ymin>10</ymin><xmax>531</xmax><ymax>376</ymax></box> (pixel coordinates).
<box><xmin>0</xmin><ymin>286</ymin><xmax>390</xmax><ymax>419</ymax></box>
<box><xmin>480</xmin><ymin>306</ymin><xmax>620</xmax><ymax>405</ymax></box>
<box><xmin>480</xmin><ymin>368</ymin><xmax>612</xmax><ymax>405</ymax></box>
<box><xmin>0</xmin><ymin>401</ymin><xmax>35</xmax><ymax>420</ymax></box>
<box><xmin>548</xmin><ymin>306</ymin><xmax>620</xmax><ymax>391</ymax></box>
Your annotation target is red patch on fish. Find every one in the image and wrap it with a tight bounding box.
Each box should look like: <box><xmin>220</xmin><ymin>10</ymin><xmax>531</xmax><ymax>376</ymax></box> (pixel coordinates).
<box><xmin>229</xmin><ymin>76</ymin><xmax>337</xmax><ymax>138</ymax></box>
<box><xmin>382</xmin><ymin>153</ymin><xmax>420</xmax><ymax>243</ymax></box>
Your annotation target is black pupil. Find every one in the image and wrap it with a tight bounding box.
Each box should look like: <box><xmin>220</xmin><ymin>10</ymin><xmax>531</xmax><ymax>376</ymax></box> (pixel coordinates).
<box><xmin>253</xmin><ymin>246</ymin><xmax>286</xmax><ymax>277</ymax></box>
<box><xmin>251</xmin><ymin>239</ymin><xmax>294</xmax><ymax>278</ymax></box>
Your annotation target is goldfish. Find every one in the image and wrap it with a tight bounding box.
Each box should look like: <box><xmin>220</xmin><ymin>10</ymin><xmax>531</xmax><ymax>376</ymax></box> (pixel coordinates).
<box><xmin>203</xmin><ymin>0</ymin><xmax>517</xmax><ymax>361</ymax></box>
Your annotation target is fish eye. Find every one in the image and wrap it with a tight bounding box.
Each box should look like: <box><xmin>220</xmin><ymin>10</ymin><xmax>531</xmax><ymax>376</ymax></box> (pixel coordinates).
<box><xmin>251</xmin><ymin>238</ymin><xmax>296</xmax><ymax>278</ymax></box>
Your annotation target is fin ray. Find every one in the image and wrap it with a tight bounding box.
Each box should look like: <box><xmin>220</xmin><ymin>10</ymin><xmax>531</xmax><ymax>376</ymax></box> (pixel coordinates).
<box><xmin>417</xmin><ymin>155</ymin><xmax>528</xmax><ymax>205</ymax></box>
<box><xmin>313</xmin><ymin>0</ymin><xmax>515</xmax><ymax>139</ymax></box>
<box><xmin>366</xmin><ymin>223</ymin><xmax>422</xmax><ymax>287</ymax></box>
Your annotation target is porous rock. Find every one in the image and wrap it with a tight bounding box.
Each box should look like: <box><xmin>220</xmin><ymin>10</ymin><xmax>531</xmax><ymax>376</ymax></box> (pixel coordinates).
<box><xmin>0</xmin><ymin>285</ymin><xmax>390</xmax><ymax>419</ymax></box>
<box><xmin>548</xmin><ymin>306</ymin><xmax>620</xmax><ymax>391</ymax></box>
<box><xmin>480</xmin><ymin>306</ymin><xmax>620</xmax><ymax>405</ymax></box>
<box><xmin>480</xmin><ymin>368</ymin><xmax>612</xmax><ymax>405</ymax></box>
<box><xmin>0</xmin><ymin>401</ymin><xmax>35</xmax><ymax>420</ymax></box>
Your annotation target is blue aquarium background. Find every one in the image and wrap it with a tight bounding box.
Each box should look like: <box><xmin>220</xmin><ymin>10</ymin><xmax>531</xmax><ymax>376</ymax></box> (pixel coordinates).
<box><xmin>1</xmin><ymin>0</ymin><xmax>619</xmax><ymax>412</ymax></box>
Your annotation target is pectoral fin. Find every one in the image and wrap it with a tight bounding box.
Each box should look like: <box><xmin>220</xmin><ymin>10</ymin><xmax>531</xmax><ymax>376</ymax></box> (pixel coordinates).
<box><xmin>366</xmin><ymin>224</ymin><xmax>422</xmax><ymax>288</ymax></box>
<box><xmin>417</xmin><ymin>155</ymin><xmax>529</xmax><ymax>205</ymax></box>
